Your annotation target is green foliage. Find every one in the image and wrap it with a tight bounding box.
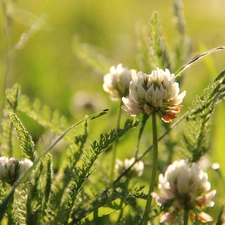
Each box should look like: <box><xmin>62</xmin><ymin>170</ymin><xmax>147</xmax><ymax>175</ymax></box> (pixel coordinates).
<box><xmin>136</xmin><ymin>11</ymin><xmax>172</xmax><ymax>73</ymax></box>
<box><xmin>173</xmin><ymin>0</ymin><xmax>193</xmax><ymax>72</ymax></box>
<box><xmin>148</xmin><ymin>11</ymin><xmax>172</xmax><ymax>70</ymax></box>
<box><xmin>73</xmin><ymin>37</ymin><xmax>111</xmax><ymax>74</ymax></box>
<box><xmin>183</xmin><ymin>69</ymin><xmax>225</xmax><ymax>162</ymax></box>
<box><xmin>18</xmin><ymin>95</ymin><xmax>70</xmax><ymax>142</ymax></box>
<box><xmin>9</xmin><ymin>112</ymin><xmax>35</xmax><ymax>161</ymax></box>
<box><xmin>0</xmin><ymin>84</ymin><xmax>20</xmax><ymax>156</ymax></box>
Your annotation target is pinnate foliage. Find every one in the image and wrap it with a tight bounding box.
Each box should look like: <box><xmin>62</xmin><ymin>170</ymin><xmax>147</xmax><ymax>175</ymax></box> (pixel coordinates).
<box><xmin>183</xmin><ymin>69</ymin><xmax>225</xmax><ymax>162</ymax></box>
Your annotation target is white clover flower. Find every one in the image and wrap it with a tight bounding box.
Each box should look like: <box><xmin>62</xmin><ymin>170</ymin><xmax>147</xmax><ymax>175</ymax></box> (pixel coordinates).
<box><xmin>152</xmin><ymin>159</ymin><xmax>216</xmax><ymax>223</ymax></box>
<box><xmin>103</xmin><ymin>64</ymin><xmax>133</xmax><ymax>100</ymax></box>
<box><xmin>122</xmin><ymin>68</ymin><xmax>186</xmax><ymax>123</ymax></box>
<box><xmin>0</xmin><ymin>156</ymin><xmax>10</xmax><ymax>180</ymax></box>
<box><xmin>0</xmin><ymin>156</ymin><xmax>19</xmax><ymax>185</ymax></box>
<box><xmin>115</xmin><ymin>157</ymin><xmax>144</xmax><ymax>178</ymax></box>
<box><xmin>0</xmin><ymin>156</ymin><xmax>33</xmax><ymax>185</ymax></box>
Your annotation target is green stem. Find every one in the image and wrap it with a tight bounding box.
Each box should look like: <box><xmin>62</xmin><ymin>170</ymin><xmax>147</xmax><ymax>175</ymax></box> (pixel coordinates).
<box><xmin>7</xmin><ymin>191</ymin><xmax>14</xmax><ymax>225</ymax></box>
<box><xmin>110</xmin><ymin>100</ymin><xmax>122</xmax><ymax>185</ymax></box>
<box><xmin>135</xmin><ymin>113</ymin><xmax>149</xmax><ymax>159</ymax></box>
<box><xmin>183</xmin><ymin>209</ymin><xmax>189</xmax><ymax>225</ymax></box>
<box><xmin>142</xmin><ymin>112</ymin><xmax>158</xmax><ymax>224</ymax></box>
<box><xmin>117</xmin><ymin>180</ymin><xmax>129</xmax><ymax>223</ymax></box>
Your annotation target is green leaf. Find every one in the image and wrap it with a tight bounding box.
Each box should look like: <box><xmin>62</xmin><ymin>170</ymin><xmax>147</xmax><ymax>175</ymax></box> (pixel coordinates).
<box><xmin>173</xmin><ymin>0</ymin><xmax>193</xmax><ymax>73</ymax></box>
<box><xmin>73</xmin><ymin>37</ymin><xmax>111</xmax><ymax>74</ymax></box>
<box><xmin>17</xmin><ymin>95</ymin><xmax>71</xmax><ymax>143</ymax></box>
<box><xmin>9</xmin><ymin>112</ymin><xmax>35</xmax><ymax>161</ymax></box>
<box><xmin>80</xmin><ymin>199</ymin><xmax>126</xmax><ymax>223</ymax></box>
<box><xmin>0</xmin><ymin>84</ymin><xmax>20</xmax><ymax>155</ymax></box>
<box><xmin>0</xmin><ymin>110</ymin><xmax>108</xmax><ymax>223</ymax></box>
<box><xmin>136</xmin><ymin>22</ymin><xmax>154</xmax><ymax>73</ymax></box>
<box><xmin>6</xmin><ymin>83</ymin><xmax>20</xmax><ymax>111</ymax></box>
<box><xmin>148</xmin><ymin>11</ymin><xmax>172</xmax><ymax>70</ymax></box>
<box><xmin>183</xmin><ymin>68</ymin><xmax>225</xmax><ymax>161</ymax></box>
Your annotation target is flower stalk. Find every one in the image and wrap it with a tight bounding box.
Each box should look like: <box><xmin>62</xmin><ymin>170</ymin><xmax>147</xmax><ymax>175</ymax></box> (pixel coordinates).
<box><xmin>135</xmin><ymin>113</ymin><xmax>149</xmax><ymax>159</ymax></box>
<box><xmin>143</xmin><ymin>111</ymin><xmax>158</xmax><ymax>224</ymax></box>
<box><xmin>110</xmin><ymin>100</ymin><xmax>123</xmax><ymax>185</ymax></box>
<box><xmin>183</xmin><ymin>209</ymin><xmax>189</xmax><ymax>225</ymax></box>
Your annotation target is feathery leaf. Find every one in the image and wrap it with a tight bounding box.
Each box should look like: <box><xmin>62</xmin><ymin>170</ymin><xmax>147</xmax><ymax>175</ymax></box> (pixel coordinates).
<box><xmin>148</xmin><ymin>11</ymin><xmax>172</xmax><ymax>70</ymax></box>
<box><xmin>9</xmin><ymin>112</ymin><xmax>35</xmax><ymax>161</ymax></box>
<box><xmin>73</xmin><ymin>37</ymin><xmax>111</xmax><ymax>74</ymax></box>
<box><xmin>183</xmin><ymin>69</ymin><xmax>225</xmax><ymax>161</ymax></box>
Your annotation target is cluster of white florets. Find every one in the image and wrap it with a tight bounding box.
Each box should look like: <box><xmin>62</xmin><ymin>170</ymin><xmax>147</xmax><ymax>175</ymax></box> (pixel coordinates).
<box><xmin>103</xmin><ymin>65</ymin><xmax>186</xmax><ymax>123</ymax></box>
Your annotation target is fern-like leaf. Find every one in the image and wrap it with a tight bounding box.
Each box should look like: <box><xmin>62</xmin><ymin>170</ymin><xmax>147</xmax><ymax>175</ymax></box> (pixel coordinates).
<box><xmin>9</xmin><ymin>112</ymin><xmax>35</xmax><ymax>161</ymax></box>
<box><xmin>148</xmin><ymin>11</ymin><xmax>172</xmax><ymax>70</ymax></box>
<box><xmin>73</xmin><ymin>37</ymin><xmax>111</xmax><ymax>74</ymax></box>
<box><xmin>26</xmin><ymin>162</ymin><xmax>44</xmax><ymax>225</ymax></box>
<box><xmin>136</xmin><ymin>23</ymin><xmax>154</xmax><ymax>73</ymax></box>
<box><xmin>6</xmin><ymin>83</ymin><xmax>20</xmax><ymax>111</ymax></box>
<box><xmin>17</xmin><ymin>95</ymin><xmax>71</xmax><ymax>143</ymax></box>
<box><xmin>13</xmin><ymin>184</ymin><xmax>29</xmax><ymax>225</ymax></box>
<box><xmin>173</xmin><ymin>0</ymin><xmax>193</xmax><ymax>73</ymax></box>
<box><xmin>0</xmin><ymin>84</ymin><xmax>20</xmax><ymax>156</ymax></box>
<box><xmin>70</xmin><ymin>184</ymin><xmax>146</xmax><ymax>224</ymax></box>
<box><xmin>43</xmin><ymin>154</ymin><xmax>53</xmax><ymax>208</ymax></box>
<box><xmin>53</xmin><ymin>118</ymin><xmax>139</xmax><ymax>224</ymax></box>
<box><xmin>183</xmin><ymin>69</ymin><xmax>225</xmax><ymax>162</ymax></box>
<box><xmin>0</xmin><ymin>110</ymin><xmax>108</xmax><ymax>223</ymax></box>
<box><xmin>49</xmin><ymin>119</ymin><xmax>89</xmax><ymax>220</ymax></box>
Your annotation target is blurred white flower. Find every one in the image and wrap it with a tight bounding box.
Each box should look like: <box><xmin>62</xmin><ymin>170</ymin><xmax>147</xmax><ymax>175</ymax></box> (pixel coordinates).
<box><xmin>103</xmin><ymin>64</ymin><xmax>133</xmax><ymax>100</ymax></box>
<box><xmin>152</xmin><ymin>159</ymin><xmax>216</xmax><ymax>223</ymax></box>
<box><xmin>122</xmin><ymin>68</ymin><xmax>186</xmax><ymax>123</ymax></box>
<box><xmin>0</xmin><ymin>156</ymin><xmax>33</xmax><ymax>185</ymax></box>
<box><xmin>0</xmin><ymin>156</ymin><xmax>9</xmax><ymax>180</ymax></box>
<box><xmin>69</xmin><ymin>91</ymin><xmax>106</xmax><ymax>115</ymax></box>
<box><xmin>18</xmin><ymin>158</ymin><xmax>33</xmax><ymax>176</ymax></box>
<box><xmin>0</xmin><ymin>156</ymin><xmax>19</xmax><ymax>185</ymax></box>
<box><xmin>115</xmin><ymin>157</ymin><xmax>144</xmax><ymax>178</ymax></box>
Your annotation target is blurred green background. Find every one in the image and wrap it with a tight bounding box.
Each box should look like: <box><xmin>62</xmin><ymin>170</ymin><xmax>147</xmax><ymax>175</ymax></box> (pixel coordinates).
<box><xmin>0</xmin><ymin>0</ymin><xmax>225</xmax><ymax>212</ymax></box>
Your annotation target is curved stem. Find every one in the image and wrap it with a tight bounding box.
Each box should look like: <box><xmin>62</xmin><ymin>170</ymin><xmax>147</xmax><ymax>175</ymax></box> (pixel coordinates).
<box><xmin>110</xmin><ymin>100</ymin><xmax>123</xmax><ymax>185</ymax></box>
<box><xmin>142</xmin><ymin>111</ymin><xmax>158</xmax><ymax>224</ymax></box>
<box><xmin>183</xmin><ymin>209</ymin><xmax>189</xmax><ymax>225</ymax></box>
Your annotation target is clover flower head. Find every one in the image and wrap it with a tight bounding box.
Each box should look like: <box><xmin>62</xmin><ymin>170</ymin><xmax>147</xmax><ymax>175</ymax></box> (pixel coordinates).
<box><xmin>122</xmin><ymin>68</ymin><xmax>186</xmax><ymax>123</ymax></box>
<box><xmin>152</xmin><ymin>159</ymin><xmax>216</xmax><ymax>223</ymax></box>
<box><xmin>0</xmin><ymin>156</ymin><xmax>33</xmax><ymax>185</ymax></box>
<box><xmin>103</xmin><ymin>64</ymin><xmax>133</xmax><ymax>100</ymax></box>
<box><xmin>115</xmin><ymin>157</ymin><xmax>144</xmax><ymax>178</ymax></box>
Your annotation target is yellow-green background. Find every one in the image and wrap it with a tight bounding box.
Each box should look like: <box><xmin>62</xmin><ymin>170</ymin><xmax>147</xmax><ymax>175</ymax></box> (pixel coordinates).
<box><xmin>0</xmin><ymin>0</ymin><xmax>225</xmax><ymax>221</ymax></box>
